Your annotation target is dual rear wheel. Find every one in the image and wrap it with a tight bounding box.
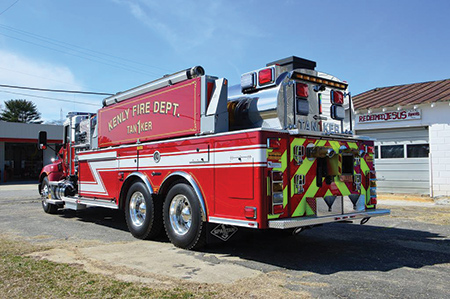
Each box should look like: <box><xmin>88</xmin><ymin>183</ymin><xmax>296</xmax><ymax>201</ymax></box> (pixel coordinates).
<box><xmin>125</xmin><ymin>181</ymin><xmax>205</xmax><ymax>249</ymax></box>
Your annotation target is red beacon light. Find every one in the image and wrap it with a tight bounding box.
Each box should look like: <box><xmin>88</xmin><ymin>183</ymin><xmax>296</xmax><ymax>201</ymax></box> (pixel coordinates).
<box><xmin>258</xmin><ymin>68</ymin><xmax>274</xmax><ymax>85</ymax></box>
<box><xmin>331</xmin><ymin>90</ymin><xmax>344</xmax><ymax>105</ymax></box>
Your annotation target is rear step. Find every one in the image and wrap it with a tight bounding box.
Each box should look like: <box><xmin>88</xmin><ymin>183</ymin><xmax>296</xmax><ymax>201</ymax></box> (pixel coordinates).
<box><xmin>268</xmin><ymin>209</ymin><xmax>390</xmax><ymax>229</ymax></box>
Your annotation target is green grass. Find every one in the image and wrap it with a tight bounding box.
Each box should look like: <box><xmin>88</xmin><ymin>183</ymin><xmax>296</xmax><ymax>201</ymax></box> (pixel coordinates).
<box><xmin>0</xmin><ymin>238</ymin><xmax>203</xmax><ymax>298</ymax></box>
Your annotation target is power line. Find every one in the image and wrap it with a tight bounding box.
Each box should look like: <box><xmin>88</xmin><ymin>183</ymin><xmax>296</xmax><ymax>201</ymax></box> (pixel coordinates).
<box><xmin>0</xmin><ymin>24</ymin><xmax>169</xmax><ymax>73</ymax></box>
<box><xmin>0</xmin><ymin>0</ymin><xmax>19</xmax><ymax>16</ymax></box>
<box><xmin>0</xmin><ymin>24</ymin><xmax>171</xmax><ymax>77</ymax></box>
<box><xmin>0</xmin><ymin>32</ymin><xmax>160</xmax><ymax>77</ymax></box>
<box><xmin>0</xmin><ymin>90</ymin><xmax>100</xmax><ymax>107</ymax></box>
<box><xmin>0</xmin><ymin>66</ymin><xmax>85</xmax><ymax>89</ymax></box>
<box><xmin>0</xmin><ymin>84</ymin><xmax>113</xmax><ymax>96</ymax></box>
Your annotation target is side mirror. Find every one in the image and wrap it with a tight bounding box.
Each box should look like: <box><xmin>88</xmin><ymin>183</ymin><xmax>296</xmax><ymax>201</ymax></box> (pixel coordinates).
<box><xmin>38</xmin><ymin>131</ymin><xmax>48</xmax><ymax>150</ymax></box>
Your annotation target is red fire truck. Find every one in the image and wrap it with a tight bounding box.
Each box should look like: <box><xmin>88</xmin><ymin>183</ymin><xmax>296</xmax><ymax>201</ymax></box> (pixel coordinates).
<box><xmin>38</xmin><ymin>56</ymin><xmax>389</xmax><ymax>249</ymax></box>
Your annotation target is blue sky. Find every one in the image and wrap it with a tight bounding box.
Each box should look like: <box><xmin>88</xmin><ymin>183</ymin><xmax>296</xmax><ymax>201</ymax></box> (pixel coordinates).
<box><xmin>0</xmin><ymin>0</ymin><xmax>449</xmax><ymax>122</ymax></box>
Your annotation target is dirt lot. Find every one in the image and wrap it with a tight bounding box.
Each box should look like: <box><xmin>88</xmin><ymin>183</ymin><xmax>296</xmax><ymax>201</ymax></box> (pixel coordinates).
<box><xmin>0</xmin><ymin>184</ymin><xmax>449</xmax><ymax>298</ymax></box>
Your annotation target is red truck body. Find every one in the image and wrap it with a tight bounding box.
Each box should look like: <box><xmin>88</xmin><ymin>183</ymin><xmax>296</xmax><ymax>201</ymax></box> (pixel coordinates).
<box><xmin>38</xmin><ymin>57</ymin><xmax>389</xmax><ymax>249</ymax></box>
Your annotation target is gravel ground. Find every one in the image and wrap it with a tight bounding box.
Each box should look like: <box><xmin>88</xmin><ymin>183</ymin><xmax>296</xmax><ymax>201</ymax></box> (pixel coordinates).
<box><xmin>0</xmin><ymin>183</ymin><xmax>449</xmax><ymax>298</ymax></box>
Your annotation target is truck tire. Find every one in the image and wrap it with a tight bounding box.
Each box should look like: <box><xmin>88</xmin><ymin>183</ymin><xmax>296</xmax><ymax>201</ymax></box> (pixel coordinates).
<box><xmin>163</xmin><ymin>183</ymin><xmax>206</xmax><ymax>250</ymax></box>
<box><xmin>125</xmin><ymin>181</ymin><xmax>163</xmax><ymax>240</ymax></box>
<box><xmin>40</xmin><ymin>176</ymin><xmax>58</xmax><ymax>214</ymax></box>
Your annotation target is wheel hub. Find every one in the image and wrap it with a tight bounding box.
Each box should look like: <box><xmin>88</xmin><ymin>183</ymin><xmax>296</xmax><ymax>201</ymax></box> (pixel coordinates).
<box><xmin>130</xmin><ymin>191</ymin><xmax>146</xmax><ymax>227</ymax></box>
<box><xmin>169</xmin><ymin>194</ymin><xmax>192</xmax><ymax>236</ymax></box>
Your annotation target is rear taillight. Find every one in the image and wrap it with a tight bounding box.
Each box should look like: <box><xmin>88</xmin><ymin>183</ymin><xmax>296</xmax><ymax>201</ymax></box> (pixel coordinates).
<box><xmin>296</xmin><ymin>83</ymin><xmax>309</xmax><ymax>98</ymax></box>
<box><xmin>271</xmin><ymin>171</ymin><xmax>284</xmax><ymax>214</ymax></box>
<box><xmin>267</xmin><ymin>138</ymin><xmax>281</xmax><ymax>149</ymax></box>
<box><xmin>369</xmin><ymin>170</ymin><xmax>377</xmax><ymax>206</ymax></box>
<box><xmin>259</xmin><ymin>68</ymin><xmax>273</xmax><ymax>85</ymax></box>
<box><xmin>244</xmin><ymin>207</ymin><xmax>257</xmax><ymax>219</ymax></box>
<box><xmin>331</xmin><ymin>90</ymin><xmax>344</xmax><ymax>104</ymax></box>
<box><xmin>330</xmin><ymin>90</ymin><xmax>345</xmax><ymax>121</ymax></box>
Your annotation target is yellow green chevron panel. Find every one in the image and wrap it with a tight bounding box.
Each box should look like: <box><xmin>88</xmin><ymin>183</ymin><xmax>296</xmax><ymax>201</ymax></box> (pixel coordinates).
<box><xmin>334</xmin><ymin>178</ymin><xmax>351</xmax><ymax>196</ymax></box>
<box><xmin>305</xmin><ymin>203</ymin><xmax>314</xmax><ymax>215</ymax></box>
<box><xmin>348</xmin><ymin>142</ymin><xmax>358</xmax><ymax>149</ymax></box>
<box><xmin>292</xmin><ymin>178</ymin><xmax>320</xmax><ymax>217</ymax></box>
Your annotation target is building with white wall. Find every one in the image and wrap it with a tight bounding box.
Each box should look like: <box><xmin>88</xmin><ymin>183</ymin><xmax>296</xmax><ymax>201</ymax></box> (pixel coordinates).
<box><xmin>0</xmin><ymin>121</ymin><xmax>62</xmax><ymax>183</ymax></box>
<box><xmin>353</xmin><ymin>79</ymin><xmax>450</xmax><ymax>197</ymax></box>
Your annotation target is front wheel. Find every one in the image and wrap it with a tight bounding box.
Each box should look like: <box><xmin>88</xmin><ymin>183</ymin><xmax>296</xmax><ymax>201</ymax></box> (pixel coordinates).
<box><xmin>125</xmin><ymin>181</ymin><xmax>163</xmax><ymax>240</ymax></box>
<box><xmin>40</xmin><ymin>177</ymin><xmax>58</xmax><ymax>214</ymax></box>
<box><xmin>163</xmin><ymin>183</ymin><xmax>206</xmax><ymax>250</ymax></box>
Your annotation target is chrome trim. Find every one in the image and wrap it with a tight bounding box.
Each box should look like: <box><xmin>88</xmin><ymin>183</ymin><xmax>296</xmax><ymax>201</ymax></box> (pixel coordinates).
<box><xmin>162</xmin><ymin>171</ymin><xmax>207</xmax><ymax>221</ymax></box>
<box><xmin>209</xmin><ymin>216</ymin><xmax>259</xmax><ymax>228</ymax></box>
<box><xmin>78</xmin><ymin>151</ymin><xmax>117</xmax><ymax>161</ymax></box>
<box><xmin>125</xmin><ymin>172</ymin><xmax>154</xmax><ymax>194</ymax></box>
<box><xmin>268</xmin><ymin>209</ymin><xmax>390</xmax><ymax>229</ymax></box>
<box><xmin>60</xmin><ymin>195</ymin><xmax>119</xmax><ymax>209</ymax></box>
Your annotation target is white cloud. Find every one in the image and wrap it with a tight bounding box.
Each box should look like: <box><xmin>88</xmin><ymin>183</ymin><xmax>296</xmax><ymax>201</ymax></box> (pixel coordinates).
<box><xmin>0</xmin><ymin>50</ymin><xmax>101</xmax><ymax>122</ymax></box>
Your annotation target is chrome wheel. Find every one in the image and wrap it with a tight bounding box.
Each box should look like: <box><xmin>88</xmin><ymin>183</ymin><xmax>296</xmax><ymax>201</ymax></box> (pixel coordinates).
<box><xmin>169</xmin><ymin>194</ymin><xmax>192</xmax><ymax>236</ymax></box>
<box><xmin>41</xmin><ymin>183</ymin><xmax>50</xmax><ymax>208</ymax></box>
<box><xmin>129</xmin><ymin>191</ymin><xmax>146</xmax><ymax>227</ymax></box>
<box><xmin>41</xmin><ymin>177</ymin><xmax>58</xmax><ymax>214</ymax></box>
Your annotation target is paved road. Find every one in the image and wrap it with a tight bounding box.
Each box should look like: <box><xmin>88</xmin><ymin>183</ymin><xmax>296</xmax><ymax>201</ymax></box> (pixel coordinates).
<box><xmin>1</xmin><ymin>183</ymin><xmax>449</xmax><ymax>298</ymax></box>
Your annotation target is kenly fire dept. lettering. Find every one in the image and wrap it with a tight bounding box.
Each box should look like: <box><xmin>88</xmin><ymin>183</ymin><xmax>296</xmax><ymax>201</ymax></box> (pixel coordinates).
<box><xmin>108</xmin><ymin>100</ymin><xmax>180</xmax><ymax>132</ymax></box>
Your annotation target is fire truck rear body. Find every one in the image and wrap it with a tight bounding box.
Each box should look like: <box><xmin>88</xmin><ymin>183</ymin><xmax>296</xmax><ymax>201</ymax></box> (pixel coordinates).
<box><xmin>38</xmin><ymin>56</ymin><xmax>389</xmax><ymax>248</ymax></box>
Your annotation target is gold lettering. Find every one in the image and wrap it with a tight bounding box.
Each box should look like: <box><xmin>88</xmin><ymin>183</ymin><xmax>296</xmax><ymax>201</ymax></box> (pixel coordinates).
<box><xmin>173</xmin><ymin>103</ymin><xmax>179</xmax><ymax>117</ymax></box>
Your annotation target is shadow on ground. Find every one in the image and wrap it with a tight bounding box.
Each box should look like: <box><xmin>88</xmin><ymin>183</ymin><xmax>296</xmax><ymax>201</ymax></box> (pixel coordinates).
<box><xmin>56</xmin><ymin>207</ymin><xmax>449</xmax><ymax>275</ymax></box>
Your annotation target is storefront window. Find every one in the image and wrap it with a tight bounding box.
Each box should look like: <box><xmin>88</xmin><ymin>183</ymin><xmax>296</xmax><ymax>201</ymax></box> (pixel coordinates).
<box><xmin>380</xmin><ymin>145</ymin><xmax>404</xmax><ymax>158</ymax></box>
<box><xmin>407</xmin><ymin>144</ymin><xmax>429</xmax><ymax>158</ymax></box>
<box><xmin>374</xmin><ymin>146</ymin><xmax>379</xmax><ymax>159</ymax></box>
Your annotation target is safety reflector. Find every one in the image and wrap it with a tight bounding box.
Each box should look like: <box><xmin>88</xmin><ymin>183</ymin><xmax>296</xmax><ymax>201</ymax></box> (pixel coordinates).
<box><xmin>331</xmin><ymin>90</ymin><xmax>344</xmax><ymax>105</ymax></box>
<box><xmin>296</xmin><ymin>83</ymin><xmax>309</xmax><ymax>98</ymax></box>
<box><xmin>259</xmin><ymin>68</ymin><xmax>273</xmax><ymax>85</ymax></box>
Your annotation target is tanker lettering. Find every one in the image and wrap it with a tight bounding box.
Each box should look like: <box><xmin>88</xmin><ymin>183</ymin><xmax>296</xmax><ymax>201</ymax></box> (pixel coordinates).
<box><xmin>298</xmin><ymin>119</ymin><xmax>340</xmax><ymax>134</ymax></box>
<box><xmin>323</xmin><ymin>122</ymin><xmax>340</xmax><ymax>134</ymax></box>
<box><xmin>298</xmin><ymin>120</ymin><xmax>320</xmax><ymax>132</ymax></box>
<box><xmin>127</xmin><ymin>120</ymin><xmax>153</xmax><ymax>135</ymax></box>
